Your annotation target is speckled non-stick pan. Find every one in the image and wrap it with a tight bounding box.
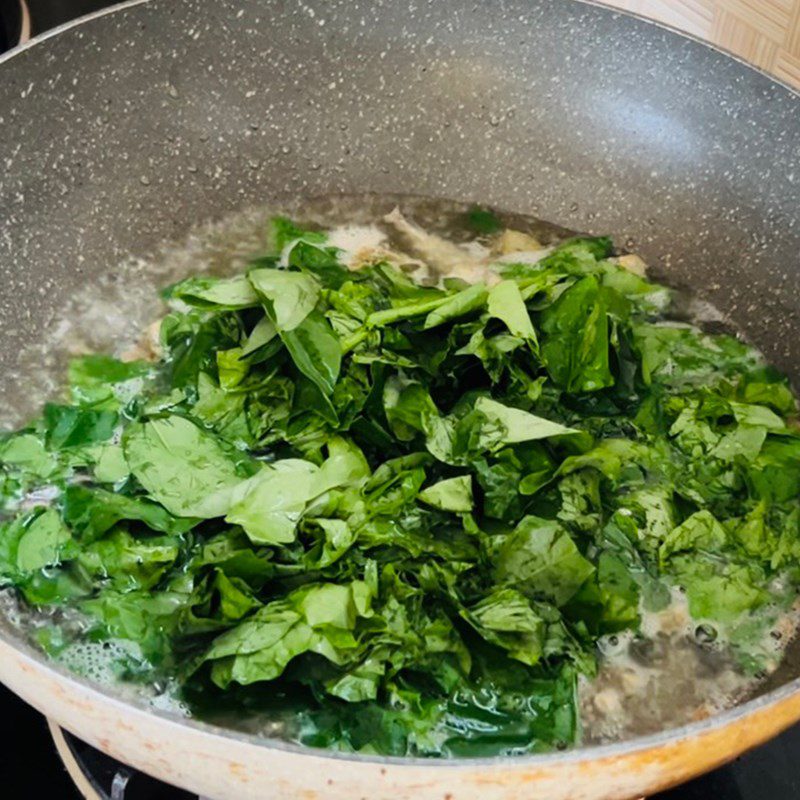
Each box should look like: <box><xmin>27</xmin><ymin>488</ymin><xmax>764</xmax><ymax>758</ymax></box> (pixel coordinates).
<box><xmin>0</xmin><ymin>1</ymin><xmax>798</xmax><ymax>798</ymax></box>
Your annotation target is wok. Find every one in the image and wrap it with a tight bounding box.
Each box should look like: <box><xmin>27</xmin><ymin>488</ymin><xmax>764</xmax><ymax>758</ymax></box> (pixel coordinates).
<box><xmin>0</xmin><ymin>1</ymin><xmax>799</xmax><ymax>797</ymax></box>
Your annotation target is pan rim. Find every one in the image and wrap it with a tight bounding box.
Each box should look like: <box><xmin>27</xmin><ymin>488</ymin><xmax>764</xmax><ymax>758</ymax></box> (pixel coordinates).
<box><xmin>583</xmin><ymin>0</ymin><xmax>799</xmax><ymax>97</ymax></box>
<box><xmin>0</xmin><ymin>0</ymin><xmax>798</xmax><ymax>771</ymax></box>
<box><xmin>5</xmin><ymin>618</ymin><xmax>800</xmax><ymax>768</ymax></box>
<box><xmin>1</xmin><ymin>0</ymin><xmax>798</xmax><ymax>100</ymax></box>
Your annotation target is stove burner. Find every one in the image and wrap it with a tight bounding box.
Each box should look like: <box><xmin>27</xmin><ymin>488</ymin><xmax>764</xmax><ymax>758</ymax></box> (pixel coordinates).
<box><xmin>49</xmin><ymin>722</ymin><xmax>198</xmax><ymax>800</ymax></box>
<box><xmin>0</xmin><ymin>0</ymin><xmax>30</xmax><ymax>51</ymax></box>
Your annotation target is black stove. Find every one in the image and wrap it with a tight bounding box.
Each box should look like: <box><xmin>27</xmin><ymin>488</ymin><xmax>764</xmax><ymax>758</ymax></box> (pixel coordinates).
<box><xmin>2</xmin><ymin>2</ymin><xmax>800</xmax><ymax>799</ymax></box>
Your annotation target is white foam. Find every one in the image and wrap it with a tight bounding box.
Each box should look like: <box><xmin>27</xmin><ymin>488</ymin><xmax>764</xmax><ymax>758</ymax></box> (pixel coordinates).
<box><xmin>327</xmin><ymin>223</ymin><xmax>387</xmax><ymax>265</ymax></box>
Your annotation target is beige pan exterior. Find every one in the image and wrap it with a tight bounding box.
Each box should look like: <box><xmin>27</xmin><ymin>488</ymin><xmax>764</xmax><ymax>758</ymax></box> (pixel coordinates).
<box><xmin>2</xmin><ymin>635</ymin><xmax>800</xmax><ymax>800</ymax></box>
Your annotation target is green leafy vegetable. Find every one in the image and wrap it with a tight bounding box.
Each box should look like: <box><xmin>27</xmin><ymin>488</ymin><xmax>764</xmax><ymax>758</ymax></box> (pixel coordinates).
<box><xmin>165</xmin><ymin>275</ymin><xmax>260</xmax><ymax>310</ymax></box>
<box><xmin>540</xmin><ymin>275</ymin><xmax>613</xmax><ymax>392</ymax></box>
<box><xmin>465</xmin><ymin>206</ymin><xmax>502</xmax><ymax>235</ymax></box>
<box><xmin>15</xmin><ymin>509</ymin><xmax>72</xmax><ymax>574</ymax></box>
<box><xmin>474</xmin><ymin>397</ymin><xmax>575</xmax><ymax>445</ymax></box>
<box><xmin>423</xmin><ymin>284</ymin><xmax>488</xmax><ymax>329</ymax></box>
<box><xmin>493</xmin><ymin>516</ymin><xmax>595</xmax><ymax>606</ymax></box>
<box><xmin>200</xmin><ymin>580</ymin><xmax>373</xmax><ymax>688</ymax></box>
<box><xmin>44</xmin><ymin>404</ymin><xmax>118</xmax><ymax>450</ymax></box>
<box><xmin>1</xmin><ymin>212</ymin><xmax>799</xmax><ymax>760</ymax></box>
<box><xmin>280</xmin><ymin>310</ymin><xmax>342</xmax><ymax>398</ymax></box>
<box><xmin>463</xmin><ymin>588</ymin><xmax>548</xmax><ymax>667</ymax></box>
<box><xmin>123</xmin><ymin>416</ymin><xmax>243</xmax><ymax>518</ymax></box>
<box><xmin>487</xmin><ymin>280</ymin><xmax>538</xmax><ymax>344</ymax></box>
<box><xmin>418</xmin><ymin>475</ymin><xmax>474</xmax><ymax>512</ymax></box>
<box><xmin>248</xmin><ymin>269</ymin><xmax>320</xmax><ymax>331</ymax></box>
<box><xmin>226</xmin><ymin>459</ymin><xmax>322</xmax><ymax>545</ymax></box>
<box><xmin>62</xmin><ymin>485</ymin><xmax>195</xmax><ymax>541</ymax></box>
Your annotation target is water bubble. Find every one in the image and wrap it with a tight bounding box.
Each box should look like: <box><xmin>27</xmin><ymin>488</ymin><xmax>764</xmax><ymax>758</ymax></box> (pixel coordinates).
<box><xmin>694</xmin><ymin>624</ymin><xmax>717</xmax><ymax>644</ymax></box>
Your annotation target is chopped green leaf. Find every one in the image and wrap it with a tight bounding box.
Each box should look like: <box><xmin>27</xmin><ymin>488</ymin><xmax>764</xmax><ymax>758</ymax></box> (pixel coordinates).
<box><xmin>123</xmin><ymin>416</ymin><xmax>242</xmax><ymax>518</ymax></box>
<box><xmin>418</xmin><ymin>475</ymin><xmax>473</xmax><ymax>512</ymax></box>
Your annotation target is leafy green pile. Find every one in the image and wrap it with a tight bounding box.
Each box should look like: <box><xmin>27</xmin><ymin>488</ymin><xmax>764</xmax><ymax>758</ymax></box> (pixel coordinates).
<box><xmin>1</xmin><ymin>213</ymin><xmax>799</xmax><ymax>756</ymax></box>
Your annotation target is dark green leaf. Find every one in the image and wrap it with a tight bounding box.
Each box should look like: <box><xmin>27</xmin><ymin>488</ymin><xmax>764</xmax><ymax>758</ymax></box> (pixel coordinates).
<box><xmin>44</xmin><ymin>404</ymin><xmax>118</xmax><ymax>450</ymax></box>
<box><xmin>540</xmin><ymin>275</ymin><xmax>614</xmax><ymax>393</ymax></box>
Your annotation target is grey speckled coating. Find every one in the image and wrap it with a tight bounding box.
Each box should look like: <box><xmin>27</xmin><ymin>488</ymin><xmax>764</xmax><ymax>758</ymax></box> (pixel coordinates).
<box><xmin>0</xmin><ymin>0</ymin><xmax>798</xmax><ymax>375</ymax></box>
<box><xmin>0</xmin><ymin>0</ymin><xmax>799</xmax><ymax>789</ymax></box>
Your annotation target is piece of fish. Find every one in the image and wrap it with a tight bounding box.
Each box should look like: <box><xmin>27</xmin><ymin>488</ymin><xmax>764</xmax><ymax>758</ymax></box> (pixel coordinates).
<box><xmin>120</xmin><ymin>319</ymin><xmax>163</xmax><ymax>363</ymax></box>
<box><xmin>491</xmin><ymin>228</ymin><xmax>544</xmax><ymax>255</ymax></box>
<box><xmin>615</xmin><ymin>253</ymin><xmax>648</xmax><ymax>277</ymax></box>
<box><xmin>383</xmin><ymin>207</ymin><xmax>501</xmax><ymax>285</ymax></box>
